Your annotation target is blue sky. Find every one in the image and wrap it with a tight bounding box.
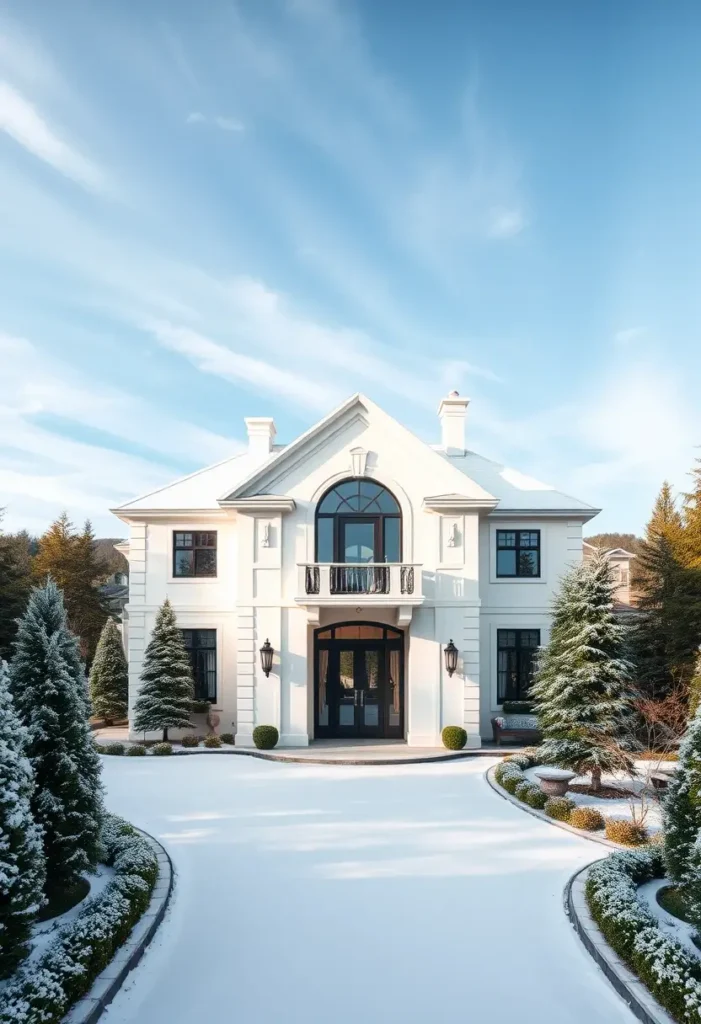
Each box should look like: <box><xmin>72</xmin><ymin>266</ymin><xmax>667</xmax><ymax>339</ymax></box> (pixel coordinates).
<box><xmin>1</xmin><ymin>0</ymin><xmax>700</xmax><ymax>538</ymax></box>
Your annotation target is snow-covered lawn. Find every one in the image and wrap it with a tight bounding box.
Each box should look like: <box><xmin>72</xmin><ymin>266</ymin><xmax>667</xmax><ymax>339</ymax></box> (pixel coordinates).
<box><xmin>100</xmin><ymin>755</ymin><xmax>635</xmax><ymax>1024</ymax></box>
<box><xmin>523</xmin><ymin>763</ymin><xmax>664</xmax><ymax>834</ymax></box>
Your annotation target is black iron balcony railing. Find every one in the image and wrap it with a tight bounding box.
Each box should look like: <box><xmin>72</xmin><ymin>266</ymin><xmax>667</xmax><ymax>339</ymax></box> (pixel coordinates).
<box><xmin>300</xmin><ymin>563</ymin><xmax>420</xmax><ymax>600</ymax></box>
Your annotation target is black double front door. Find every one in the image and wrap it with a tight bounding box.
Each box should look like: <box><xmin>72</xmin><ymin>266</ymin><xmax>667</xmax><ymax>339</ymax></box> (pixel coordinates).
<box><xmin>315</xmin><ymin>632</ymin><xmax>404</xmax><ymax>739</ymax></box>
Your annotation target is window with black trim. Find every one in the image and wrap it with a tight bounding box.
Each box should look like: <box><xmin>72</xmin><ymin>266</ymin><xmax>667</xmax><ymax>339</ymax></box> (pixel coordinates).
<box><xmin>496</xmin><ymin>530</ymin><xmax>540</xmax><ymax>577</ymax></box>
<box><xmin>181</xmin><ymin>629</ymin><xmax>217</xmax><ymax>702</ymax></box>
<box><xmin>497</xmin><ymin>629</ymin><xmax>540</xmax><ymax>702</ymax></box>
<box><xmin>173</xmin><ymin>532</ymin><xmax>217</xmax><ymax>577</ymax></box>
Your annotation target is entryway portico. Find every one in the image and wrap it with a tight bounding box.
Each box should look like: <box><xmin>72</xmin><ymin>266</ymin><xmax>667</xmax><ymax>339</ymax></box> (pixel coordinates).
<box><xmin>314</xmin><ymin>622</ymin><xmax>404</xmax><ymax>740</ymax></box>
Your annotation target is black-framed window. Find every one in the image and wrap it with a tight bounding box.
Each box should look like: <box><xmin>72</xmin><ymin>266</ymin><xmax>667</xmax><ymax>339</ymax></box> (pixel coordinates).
<box><xmin>496</xmin><ymin>530</ymin><xmax>540</xmax><ymax>577</ymax></box>
<box><xmin>497</xmin><ymin>629</ymin><xmax>540</xmax><ymax>703</ymax></box>
<box><xmin>173</xmin><ymin>532</ymin><xmax>217</xmax><ymax>577</ymax></box>
<box><xmin>181</xmin><ymin>629</ymin><xmax>217</xmax><ymax>702</ymax></box>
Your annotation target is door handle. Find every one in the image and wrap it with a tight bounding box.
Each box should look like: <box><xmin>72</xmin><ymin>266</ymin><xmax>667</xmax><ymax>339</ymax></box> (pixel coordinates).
<box><xmin>359</xmin><ymin>690</ymin><xmax>365</xmax><ymax>707</ymax></box>
<box><xmin>354</xmin><ymin>689</ymin><xmax>360</xmax><ymax>706</ymax></box>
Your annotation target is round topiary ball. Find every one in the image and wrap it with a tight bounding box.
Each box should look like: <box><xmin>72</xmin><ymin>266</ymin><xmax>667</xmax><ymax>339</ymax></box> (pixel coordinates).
<box><xmin>604</xmin><ymin>817</ymin><xmax>648</xmax><ymax>846</ymax></box>
<box><xmin>569</xmin><ymin>806</ymin><xmax>605</xmax><ymax>832</ymax></box>
<box><xmin>253</xmin><ymin>725</ymin><xmax>279</xmax><ymax>750</ymax></box>
<box><xmin>126</xmin><ymin>745</ymin><xmax>146</xmax><ymax>757</ymax></box>
<box><xmin>525</xmin><ymin>787</ymin><xmax>548</xmax><ymax>810</ymax></box>
<box><xmin>544</xmin><ymin>796</ymin><xmax>575</xmax><ymax>822</ymax></box>
<box><xmin>441</xmin><ymin>726</ymin><xmax>467</xmax><ymax>750</ymax></box>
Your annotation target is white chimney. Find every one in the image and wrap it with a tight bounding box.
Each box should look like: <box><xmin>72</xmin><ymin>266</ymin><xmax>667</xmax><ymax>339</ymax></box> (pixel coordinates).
<box><xmin>245</xmin><ymin>417</ymin><xmax>276</xmax><ymax>459</ymax></box>
<box><xmin>438</xmin><ymin>391</ymin><xmax>469</xmax><ymax>455</ymax></box>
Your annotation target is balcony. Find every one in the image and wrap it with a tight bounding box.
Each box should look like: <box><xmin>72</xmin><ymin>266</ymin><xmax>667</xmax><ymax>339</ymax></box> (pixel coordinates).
<box><xmin>296</xmin><ymin>563</ymin><xmax>424</xmax><ymax>608</ymax></box>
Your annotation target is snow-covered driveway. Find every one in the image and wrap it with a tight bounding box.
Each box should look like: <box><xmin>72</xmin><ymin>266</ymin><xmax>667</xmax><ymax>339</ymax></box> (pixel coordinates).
<box><xmin>102</xmin><ymin>755</ymin><xmax>634</xmax><ymax>1024</ymax></box>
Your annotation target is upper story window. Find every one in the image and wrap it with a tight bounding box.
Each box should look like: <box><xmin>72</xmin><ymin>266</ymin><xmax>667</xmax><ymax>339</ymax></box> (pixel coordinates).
<box><xmin>496</xmin><ymin>530</ymin><xmax>540</xmax><ymax>578</ymax></box>
<box><xmin>181</xmin><ymin>628</ymin><xmax>217</xmax><ymax>702</ymax></box>
<box><xmin>316</xmin><ymin>479</ymin><xmax>401</xmax><ymax>563</ymax></box>
<box><xmin>173</xmin><ymin>531</ymin><xmax>217</xmax><ymax>577</ymax></box>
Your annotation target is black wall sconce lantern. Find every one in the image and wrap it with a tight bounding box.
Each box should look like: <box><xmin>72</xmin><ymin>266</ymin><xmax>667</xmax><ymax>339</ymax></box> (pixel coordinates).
<box><xmin>260</xmin><ymin>639</ymin><xmax>274</xmax><ymax>677</ymax></box>
<box><xmin>444</xmin><ymin>639</ymin><xmax>459</xmax><ymax>677</ymax></box>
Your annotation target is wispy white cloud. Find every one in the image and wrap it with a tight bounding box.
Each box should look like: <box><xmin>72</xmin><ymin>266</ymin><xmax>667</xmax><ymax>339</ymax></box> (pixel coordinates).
<box><xmin>0</xmin><ymin>81</ymin><xmax>106</xmax><ymax>192</ymax></box>
<box><xmin>186</xmin><ymin>110</ymin><xmax>245</xmax><ymax>132</ymax></box>
<box><xmin>145</xmin><ymin>320</ymin><xmax>339</xmax><ymax>411</ymax></box>
<box><xmin>613</xmin><ymin>326</ymin><xmax>647</xmax><ymax>345</ymax></box>
<box><xmin>486</xmin><ymin>206</ymin><xmax>526</xmax><ymax>239</ymax></box>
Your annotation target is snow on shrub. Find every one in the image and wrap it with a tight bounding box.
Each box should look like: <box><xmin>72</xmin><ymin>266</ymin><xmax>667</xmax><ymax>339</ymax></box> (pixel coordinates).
<box><xmin>569</xmin><ymin>806</ymin><xmax>605</xmax><ymax>831</ymax></box>
<box><xmin>151</xmin><ymin>742</ymin><xmax>173</xmax><ymax>756</ymax></box>
<box><xmin>604</xmin><ymin>817</ymin><xmax>648</xmax><ymax>846</ymax></box>
<box><xmin>0</xmin><ymin>814</ymin><xmax>159</xmax><ymax>1024</ymax></box>
<box><xmin>203</xmin><ymin>735</ymin><xmax>222</xmax><ymax>748</ymax></box>
<box><xmin>180</xmin><ymin>734</ymin><xmax>200</xmax><ymax>748</ymax></box>
<box><xmin>524</xmin><ymin>787</ymin><xmax>548</xmax><ymax>810</ymax></box>
<box><xmin>544</xmin><ymin>797</ymin><xmax>575</xmax><ymax>822</ymax></box>
<box><xmin>586</xmin><ymin>848</ymin><xmax>701</xmax><ymax>1022</ymax></box>
<box><xmin>125</xmin><ymin>745</ymin><xmax>146</xmax><ymax>757</ymax></box>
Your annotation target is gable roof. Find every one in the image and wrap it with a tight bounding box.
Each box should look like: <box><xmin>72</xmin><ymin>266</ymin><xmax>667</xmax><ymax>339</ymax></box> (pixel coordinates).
<box><xmin>111</xmin><ymin>392</ymin><xmax>599</xmax><ymax>521</ymax></box>
<box><xmin>220</xmin><ymin>392</ymin><xmax>497</xmax><ymax>504</ymax></box>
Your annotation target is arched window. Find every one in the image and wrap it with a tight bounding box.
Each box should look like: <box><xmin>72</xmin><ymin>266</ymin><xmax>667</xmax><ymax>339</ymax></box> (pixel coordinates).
<box><xmin>316</xmin><ymin>479</ymin><xmax>401</xmax><ymax>563</ymax></box>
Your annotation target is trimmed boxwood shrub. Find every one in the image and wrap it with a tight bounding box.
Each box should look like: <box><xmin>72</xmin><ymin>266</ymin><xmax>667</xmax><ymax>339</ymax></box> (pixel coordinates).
<box><xmin>569</xmin><ymin>806</ymin><xmax>605</xmax><ymax>832</ymax></box>
<box><xmin>524</xmin><ymin>787</ymin><xmax>548</xmax><ymax>810</ymax></box>
<box><xmin>0</xmin><ymin>815</ymin><xmax>159</xmax><ymax>1024</ymax></box>
<box><xmin>252</xmin><ymin>725</ymin><xmax>279</xmax><ymax>750</ymax></box>
<box><xmin>605</xmin><ymin>817</ymin><xmax>648</xmax><ymax>846</ymax></box>
<box><xmin>203</xmin><ymin>735</ymin><xmax>222</xmax><ymax>748</ymax></box>
<box><xmin>544</xmin><ymin>796</ymin><xmax>575</xmax><ymax>822</ymax></box>
<box><xmin>585</xmin><ymin>848</ymin><xmax>701</xmax><ymax>1022</ymax></box>
<box><xmin>504</xmin><ymin>753</ymin><xmax>535</xmax><ymax>770</ymax></box>
<box><xmin>102</xmin><ymin>742</ymin><xmax>125</xmax><ymax>756</ymax></box>
<box><xmin>180</xmin><ymin>734</ymin><xmax>200</xmax><ymax>748</ymax></box>
<box><xmin>125</xmin><ymin>745</ymin><xmax>146</xmax><ymax>757</ymax></box>
<box><xmin>502</xmin><ymin>774</ymin><xmax>521</xmax><ymax>795</ymax></box>
<box><xmin>220</xmin><ymin>733</ymin><xmax>234</xmax><ymax>745</ymax></box>
<box><xmin>151</xmin><ymin>742</ymin><xmax>173</xmax><ymax>756</ymax></box>
<box><xmin>514</xmin><ymin>780</ymin><xmax>533</xmax><ymax>801</ymax></box>
<box><xmin>442</xmin><ymin>726</ymin><xmax>467</xmax><ymax>750</ymax></box>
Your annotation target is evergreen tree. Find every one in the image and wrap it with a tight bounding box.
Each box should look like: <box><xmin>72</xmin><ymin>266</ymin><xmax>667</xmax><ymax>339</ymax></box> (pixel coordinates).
<box><xmin>132</xmin><ymin>600</ymin><xmax>194</xmax><ymax>742</ymax></box>
<box><xmin>10</xmin><ymin>580</ymin><xmax>103</xmax><ymax>894</ymax></box>
<box><xmin>663</xmin><ymin>704</ymin><xmax>701</xmax><ymax>927</ymax></box>
<box><xmin>690</xmin><ymin>653</ymin><xmax>701</xmax><ymax>717</ymax></box>
<box><xmin>0</xmin><ymin>660</ymin><xmax>46</xmax><ymax>978</ymax></box>
<box><xmin>633</xmin><ymin>482</ymin><xmax>701</xmax><ymax>700</ymax></box>
<box><xmin>89</xmin><ymin>618</ymin><xmax>128</xmax><ymax>724</ymax></box>
<box><xmin>683</xmin><ymin>457</ymin><xmax>701</xmax><ymax>570</ymax></box>
<box><xmin>0</xmin><ymin>516</ymin><xmax>33</xmax><ymax>660</ymax></box>
<box><xmin>33</xmin><ymin>513</ymin><xmax>109</xmax><ymax>662</ymax></box>
<box><xmin>531</xmin><ymin>552</ymin><xmax>634</xmax><ymax>792</ymax></box>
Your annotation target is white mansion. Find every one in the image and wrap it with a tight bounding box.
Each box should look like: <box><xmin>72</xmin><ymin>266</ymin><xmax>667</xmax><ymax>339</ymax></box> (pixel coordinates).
<box><xmin>112</xmin><ymin>392</ymin><xmax>599</xmax><ymax>747</ymax></box>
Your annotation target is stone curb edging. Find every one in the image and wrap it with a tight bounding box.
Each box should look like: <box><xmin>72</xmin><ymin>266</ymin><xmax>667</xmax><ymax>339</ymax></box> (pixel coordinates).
<box><xmin>565</xmin><ymin>863</ymin><xmax>676</xmax><ymax>1024</ymax></box>
<box><xmin>62</xmin><ymin>829</ymin><xmax>174</xmax><ymax>1024</ymax></box>
<box><xmin>485</xmin><ymin>764</ymin><xmax>626</xmax><ymax>850</ymax></box>
<box><xmin>98</xmin><ymin>747</ymin><xmax>497</xmax><ymax>766</ymax></box>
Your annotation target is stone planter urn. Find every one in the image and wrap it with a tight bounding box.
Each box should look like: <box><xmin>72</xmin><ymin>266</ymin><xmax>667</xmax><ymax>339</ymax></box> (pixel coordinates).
<box><xmin>535</xmin><ymin>768</ymin><xmax>577</xmax><ymax>797</ymax></box>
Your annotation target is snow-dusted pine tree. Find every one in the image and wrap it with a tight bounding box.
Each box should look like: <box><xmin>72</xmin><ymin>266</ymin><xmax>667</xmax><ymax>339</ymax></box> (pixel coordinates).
<box><xmin>10</xmin><ymin>580</ymin><xmax>103</xmax><ymax>894</ymax></box>
<box><xmin>132</xmin><ymin>599</ymin><xmax>194</xmax><ymax>742</ymax></box>
<box><xmin>664</xmin><ymin>705</ymin><xmax>701</xmax><ymax>897</ymax></box>
<box><xmin>531</xmin><ymin>552</ymin><xmax>635</xmax><ymax>792</ymax></box>
<box><xmin>0</xmin><ymin>659</ymin><xmax>46</xmax><ymax>978</ymax></box>
<box><xmin>89</xmin><ymin>617</ymin><xmax>128</xmax><ymax>724</ymax></box>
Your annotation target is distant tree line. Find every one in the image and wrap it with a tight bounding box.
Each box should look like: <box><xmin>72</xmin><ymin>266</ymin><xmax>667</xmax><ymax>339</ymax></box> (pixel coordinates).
<box><xmin>0</xmin><ymin>510</ymin><xmax>126</xmax><ymax>663</ymax></box>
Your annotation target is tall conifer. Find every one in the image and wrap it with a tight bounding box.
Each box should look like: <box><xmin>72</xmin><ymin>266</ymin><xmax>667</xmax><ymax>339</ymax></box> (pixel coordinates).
<box><xmin>89</xmin><ymin>618</ymin><xmax>128</xmax><ymax>724</ymax></box>
<box><xmin>133</xmin><ymin>600</ymin><xmax>194</xmax><ymax>742</ymax></box>
<box><xmin>531</xmin><ymin>553</ymin><xmax>634</xmax><ymax>791</ymax></box>
<box><xmin>0</xmin><ymin>660</ymin><xmax>46</xmax><ymax>978</ymax></box>
<box><xmin>10</xmin><ymin>581</ymin><xmax>103</xmax><ymax>894</ymax></box>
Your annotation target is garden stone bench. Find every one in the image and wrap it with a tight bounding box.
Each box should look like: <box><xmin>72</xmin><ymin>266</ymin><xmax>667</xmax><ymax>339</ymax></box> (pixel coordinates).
<box><xmin>491</xmin><ymin>714</ymin><xmax>541</xmax><ymax>746</ymax></box>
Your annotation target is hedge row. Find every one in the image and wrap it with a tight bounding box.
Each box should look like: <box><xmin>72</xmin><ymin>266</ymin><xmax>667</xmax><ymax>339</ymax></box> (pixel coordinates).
<box><xmin>586</xmin><ymin>849</ymin><xmax>701</xmax><ymax>1023</ymax></box>
<box><xmin>0</xmin><ymin>815</ymin><xmax>159</xmax><ymax>1024</ymax></box>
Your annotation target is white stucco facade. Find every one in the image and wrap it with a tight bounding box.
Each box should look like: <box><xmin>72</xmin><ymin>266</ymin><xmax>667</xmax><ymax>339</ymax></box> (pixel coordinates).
<box><xmin>112</xmin><ymin>393</ymin><xmax>599</xmax><ymax>747</ymax></box>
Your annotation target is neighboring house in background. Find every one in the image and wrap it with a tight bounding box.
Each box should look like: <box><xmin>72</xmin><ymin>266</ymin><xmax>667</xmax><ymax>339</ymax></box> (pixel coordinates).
<box><xmin>582</xmin><ymin>542</ymin><xmax>637</xmax><ymax>610</ymax></box>
<box><xmin>111</xmin><ymin>392</ymin><xmax>600</xmax><ymax>747</ymax></box>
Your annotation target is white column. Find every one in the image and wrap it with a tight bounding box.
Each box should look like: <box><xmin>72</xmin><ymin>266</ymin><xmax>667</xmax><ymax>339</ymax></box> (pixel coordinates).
<box><xmin>127</xmin><ymin>524</ymin><xmax>147</xmax><ymax>739</ymax></box>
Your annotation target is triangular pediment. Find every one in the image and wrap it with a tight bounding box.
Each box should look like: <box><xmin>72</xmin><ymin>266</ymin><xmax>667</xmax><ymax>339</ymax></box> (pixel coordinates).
<box><xmin>219</xmin><ymin>393</ymin><xmax>497</xmax><ymax>505</ymax></box>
